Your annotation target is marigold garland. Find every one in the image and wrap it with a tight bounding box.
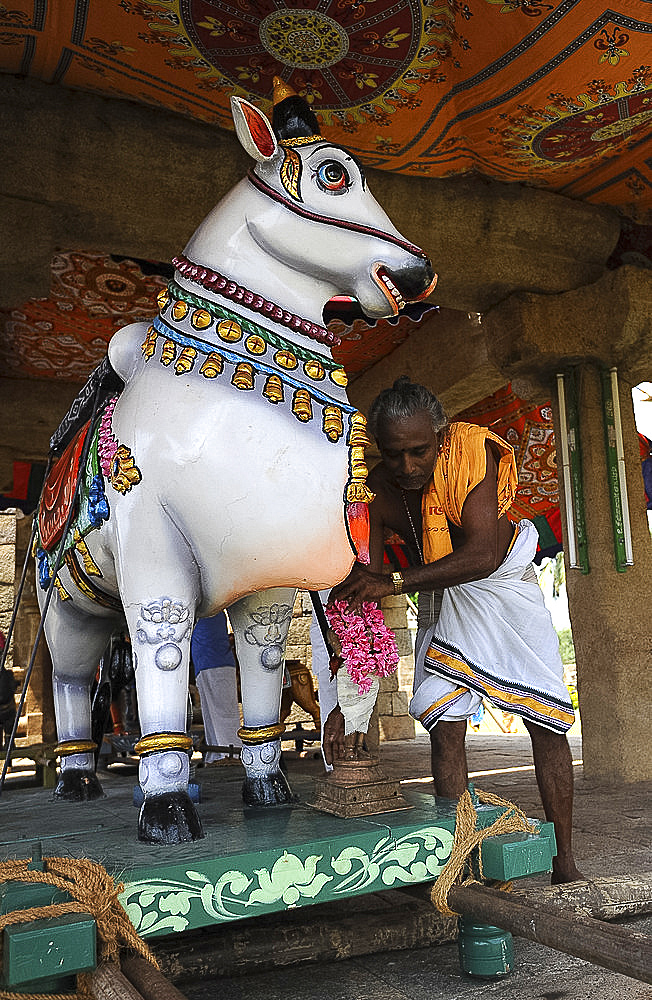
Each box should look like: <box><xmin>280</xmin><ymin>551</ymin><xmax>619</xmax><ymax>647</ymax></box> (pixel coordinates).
<box><xmin>325</xmin><ymin>600</ymin><xmax>399</xmax><ymax>695</ymax></box>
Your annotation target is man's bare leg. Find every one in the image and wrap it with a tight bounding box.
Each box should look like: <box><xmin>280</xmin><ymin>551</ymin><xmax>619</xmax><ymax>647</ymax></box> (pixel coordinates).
<box><xmin>430</xmin><ymin>720</ymin><xmax>469</xmax><ymax>798</ymax></box>
<box><xmin>524</xmin><ymin>720</ymin><xmax>583</xmax><ymax>884</ymax></box>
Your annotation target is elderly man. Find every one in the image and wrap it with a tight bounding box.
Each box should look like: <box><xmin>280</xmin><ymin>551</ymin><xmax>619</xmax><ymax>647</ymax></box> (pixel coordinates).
<box><xmin>328</xmin><ymin>376</ymin><xmax>582</xmax><ymax>884</ymax></box>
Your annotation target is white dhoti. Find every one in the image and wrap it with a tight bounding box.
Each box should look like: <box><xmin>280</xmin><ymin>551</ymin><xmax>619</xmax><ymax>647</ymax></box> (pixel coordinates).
<box><xmin>410</xmin><ymin>519</ymin><xmax>574</xmax><ymax>735</ymax></box>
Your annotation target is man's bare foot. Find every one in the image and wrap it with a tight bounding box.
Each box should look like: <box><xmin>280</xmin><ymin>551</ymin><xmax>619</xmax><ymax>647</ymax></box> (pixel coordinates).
<box><xmin>551</xmin><ymin>860</ymin><xmax>585</xmax><ymax>884</ymax></box>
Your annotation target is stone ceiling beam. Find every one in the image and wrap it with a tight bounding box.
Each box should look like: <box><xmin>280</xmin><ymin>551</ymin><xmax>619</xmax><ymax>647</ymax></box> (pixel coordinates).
<box><xmin>0</xmin><ymin>377</ymin><xmax>82</xmax><ymax>492</ymax></box>
<box><xmin>483</xmin><ymin>265</ymin><xmax>652</xmax><ymax>395</ymax></box>
<box><xmin>347</xmin><ymin>308</ymin><xmax>506</xmax><ymax>419</ymax></box>
<box><xmin>0</xmin><ymin>76</ymin><xmax>621</xmax><ymax>313</ymax></box>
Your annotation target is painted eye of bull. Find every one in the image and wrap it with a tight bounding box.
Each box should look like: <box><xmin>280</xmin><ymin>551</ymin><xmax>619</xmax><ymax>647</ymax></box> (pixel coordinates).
<box><xmin>314</xmin><ymin>160</ymin><xmax>351</xmax><ymax>194</ymax></box>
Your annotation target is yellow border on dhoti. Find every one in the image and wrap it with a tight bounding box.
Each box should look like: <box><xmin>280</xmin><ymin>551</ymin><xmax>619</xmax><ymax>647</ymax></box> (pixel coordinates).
<box><xmin>426</xmin><ymin>647</ymin><xmax>575</xmax><ymax>730</ymax></box>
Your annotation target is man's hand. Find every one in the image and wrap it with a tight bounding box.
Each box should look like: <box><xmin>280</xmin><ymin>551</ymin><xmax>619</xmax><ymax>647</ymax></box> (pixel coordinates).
<box><xmin>323</xmin><ymin>704</ymin><xmax>345</xmax><ymax>766</ymax></box>
<box><xmin>329</xmin><ymin>562</ymin><xmax>392</xmax><ymax>612</ymax></box>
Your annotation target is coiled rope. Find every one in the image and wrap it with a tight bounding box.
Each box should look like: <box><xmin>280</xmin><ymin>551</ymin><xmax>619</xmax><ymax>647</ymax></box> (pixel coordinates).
<box><xmin>430</xmin><ymin>787</ymin><xmax>539</xmax><ymax>916</ymax></box>
<box><xmin>0</xmin><ymin>856</ymin><xmax>157</xmax><ymax>1000</ymax></box>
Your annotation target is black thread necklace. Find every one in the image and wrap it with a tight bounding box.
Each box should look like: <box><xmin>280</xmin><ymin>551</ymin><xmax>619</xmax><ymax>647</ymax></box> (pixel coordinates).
<box><xmin>401</xmin><ymin>490</ymin><xmax>424</xmax><ymax>566</ymax></box>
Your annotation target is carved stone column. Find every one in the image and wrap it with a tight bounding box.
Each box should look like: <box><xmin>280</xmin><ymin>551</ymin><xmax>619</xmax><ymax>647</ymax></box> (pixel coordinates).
<box><xmin>553</xmin><ymin>365</ymin><xmax>652</xmax><ymax>783</ymax></box>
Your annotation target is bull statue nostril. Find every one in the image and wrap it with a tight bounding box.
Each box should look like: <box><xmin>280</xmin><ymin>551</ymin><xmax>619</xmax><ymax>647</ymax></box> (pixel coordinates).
<box><xmin>384</xmin><ymin>262</ymin><xmax>437</xmax><ymax>302</ymax></box>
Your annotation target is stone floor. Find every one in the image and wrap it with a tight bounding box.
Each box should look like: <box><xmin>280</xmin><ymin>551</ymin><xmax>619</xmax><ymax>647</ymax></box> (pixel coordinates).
<box><xmin>162</xmin><ymin>733</ymin><xmax>652</xmax><ymax>1000</ymax></box>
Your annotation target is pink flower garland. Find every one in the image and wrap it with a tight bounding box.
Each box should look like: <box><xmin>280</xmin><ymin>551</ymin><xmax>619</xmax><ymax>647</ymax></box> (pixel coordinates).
<box><xmin>98</xmin><ymin>396</ymin><xmax>119</xmax><ymax>477</ymax></box>
<box><xmin>325</xmin><ymin>600</ymin><xmax>399</xmax><ymax>696</ymax></box>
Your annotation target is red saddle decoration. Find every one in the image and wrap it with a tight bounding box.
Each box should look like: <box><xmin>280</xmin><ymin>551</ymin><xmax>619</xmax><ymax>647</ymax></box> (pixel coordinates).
<box><xmin>39</xmin><ymin>422</ymin><xmax>90</xmax><ymax>552</ymax></box>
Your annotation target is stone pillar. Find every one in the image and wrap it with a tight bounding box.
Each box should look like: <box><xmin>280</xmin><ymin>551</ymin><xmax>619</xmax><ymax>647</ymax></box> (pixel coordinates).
<box><xmin>12</xmin><ymin>517</ymin><xmax>56</xmax><ymax>745</ymax></box>
<box><xmin>554</xmin><ymin>364</ymin><xmax>652</xmax><ymax>783</ymax></box>
<box><xmin>485</xmin><ymin>266</ymin><xmax>652</xmax><ymax>783</ymax></box>
<box><xmin>378</xmin><ymin>594</ymin><xmax>415</xmax><ymax>741</ymax></box>
<box><xmin>0</xmin><ymin>512</ymin><xmax>16</xmax><ymax>659</ymax></box>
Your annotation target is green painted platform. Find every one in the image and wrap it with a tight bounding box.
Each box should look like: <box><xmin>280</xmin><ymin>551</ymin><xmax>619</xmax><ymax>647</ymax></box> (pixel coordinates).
<box><xmin>0</xmin><ymin>768</ymin><xmax>554</xmax><ymax>940</ymax></box>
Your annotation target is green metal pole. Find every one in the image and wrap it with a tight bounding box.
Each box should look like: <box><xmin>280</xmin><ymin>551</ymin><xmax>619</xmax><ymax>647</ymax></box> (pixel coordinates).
<box><xmin>600</xmin><ymin>368</ymin><xmax>630</xmax><ymax>572</ymax></box>
<box><xmin>557</xmin><ymin>371</ymin><xmax>589</xmax><ymax>574</ymax></box>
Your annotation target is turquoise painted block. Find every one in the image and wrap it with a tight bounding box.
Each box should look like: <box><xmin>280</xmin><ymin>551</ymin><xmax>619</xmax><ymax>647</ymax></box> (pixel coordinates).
<box><xmin>478</xmin><ymin>821</ymin><xmax>557</xmax><ymax>880</ymax></box>
<box><xmin>0</xmin><ymin>881</ymin><xmax>70</xmax><ymax>914</ymax></box>
<box><xmin>3</xmin><ymin>912</ymin><xmax>96</xmax><ymax>987</ymax></box>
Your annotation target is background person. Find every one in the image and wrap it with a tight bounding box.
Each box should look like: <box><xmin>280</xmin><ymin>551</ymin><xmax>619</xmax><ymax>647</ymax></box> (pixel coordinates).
<box><xmin>191</xmin><ymin>612</ymin><xmax>241</xmax><ymax>766</ymax></box>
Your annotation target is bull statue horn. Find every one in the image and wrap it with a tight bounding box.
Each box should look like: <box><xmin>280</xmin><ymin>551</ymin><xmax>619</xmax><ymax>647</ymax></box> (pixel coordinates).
<box><xmin>271</xmin><ymin>75</ymin><xmax>322</xmax><ymax>142</ymax></box>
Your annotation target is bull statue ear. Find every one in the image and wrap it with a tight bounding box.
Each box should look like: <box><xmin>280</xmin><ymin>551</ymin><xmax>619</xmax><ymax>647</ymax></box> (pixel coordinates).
<box><xmin>231</xmin><ymin>96</ymin><xmax>278</xmax><ymax>162</ymax></box>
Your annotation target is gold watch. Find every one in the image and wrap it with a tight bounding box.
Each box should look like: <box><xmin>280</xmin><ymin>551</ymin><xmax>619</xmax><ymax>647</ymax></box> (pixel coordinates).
<box><xmin>391</xmin><ymin>571</ymin><xmax>404</xmax><ymax>595</ymax></box>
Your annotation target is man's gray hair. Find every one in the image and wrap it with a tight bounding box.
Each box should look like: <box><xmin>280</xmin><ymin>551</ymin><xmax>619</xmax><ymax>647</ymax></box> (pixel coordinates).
<box><xmin>367</xmin><ymin>376</ymin><xmax>448</xmax><ymax>438</ymax></box>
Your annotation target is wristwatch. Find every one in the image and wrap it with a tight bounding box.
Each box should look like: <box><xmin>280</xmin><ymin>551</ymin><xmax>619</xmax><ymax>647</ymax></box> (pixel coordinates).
<box><xmin>391</xmin><ymin>571</ymin><xmax>404</xmax><ymax>595</ymax></box>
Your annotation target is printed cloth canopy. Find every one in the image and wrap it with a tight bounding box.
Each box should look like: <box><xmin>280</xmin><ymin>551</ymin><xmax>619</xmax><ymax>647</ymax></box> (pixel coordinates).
<box><xmin>0</xmin><ymin>253</ymin><xmax>169</xmax><ymax>381</ymax></box>
<box><xmin>1</xmin><ymin>0</ymin><xmax>651</xmax><ymax>223</ymax></box>
<box><xmin>454</xmin><ymin>383</ymin><xmax>563</xmax><ymax>555</ymax></box>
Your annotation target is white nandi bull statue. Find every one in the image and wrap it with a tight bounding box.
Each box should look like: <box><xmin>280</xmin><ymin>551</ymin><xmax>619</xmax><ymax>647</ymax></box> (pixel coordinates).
<box><xmin>36</xmin><ymin>80</ymin><xmax>436</xmax><ymax>844</ymax></box>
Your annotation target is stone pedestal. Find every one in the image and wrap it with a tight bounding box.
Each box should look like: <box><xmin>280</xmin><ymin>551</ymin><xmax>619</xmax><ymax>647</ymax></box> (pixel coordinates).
<box><xmin>312</xmin><ymin>753</ymin><xmax>411</xmax><ymax>817</ymax></box>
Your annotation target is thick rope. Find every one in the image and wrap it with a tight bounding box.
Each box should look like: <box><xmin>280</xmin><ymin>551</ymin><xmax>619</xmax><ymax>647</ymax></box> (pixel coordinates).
<box><xmin>0</xmin><ymin>856</ymin><xmax>158</xmax><ymax>1000</ymax></box>
<box><xmin>430</xmin><ymin>787</ymin><xmax>539</xmax><ymax>916</ymax></box>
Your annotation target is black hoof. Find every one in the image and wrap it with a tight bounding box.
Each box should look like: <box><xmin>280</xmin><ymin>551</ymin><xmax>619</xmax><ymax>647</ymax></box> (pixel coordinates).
<box><xmin>54</xmin><ymin>769</ymin><xmax>104</xmax><ymax>802</ymax></box>
<box><xmin>138</xmin><ymin>790</ymin><xmax>204</xmax><ymax>844</ymax></box>
<box><xmin>242</xmin><ymin>771</ymin><xmax>296</xmax><ymax>808</ymax></box>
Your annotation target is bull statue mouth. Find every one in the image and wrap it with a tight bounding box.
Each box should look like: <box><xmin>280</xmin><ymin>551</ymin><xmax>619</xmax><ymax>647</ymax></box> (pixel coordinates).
<box><xmin>371</xmin><ymin>261</ymin><xmax>438</xmax><ymax>317</ymax></box>
<box><xmin>323</xmin><ymin>295</ymin><xmax>437</xmax><ymax>329</ymax></box>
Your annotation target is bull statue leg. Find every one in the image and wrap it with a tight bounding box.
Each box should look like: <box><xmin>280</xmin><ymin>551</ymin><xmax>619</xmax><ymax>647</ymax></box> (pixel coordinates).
<box><xmin>115</xmin><ymin>508</ymin><xmax>204</xmax><ymax>845</ymax></box>
<box><xmin>41</xmin><ymin>598</ymin><xmax>119</xmax><ymax>801</ymax></box>
<box><xmin>119</xmin><ymin>588</ymin><xmax>203</xmax><ymax>844</ymax></box>
<box><xmin>229</xmin><ymin>588</ymin><xmax>297</xmax><ymax>807</ymax></box>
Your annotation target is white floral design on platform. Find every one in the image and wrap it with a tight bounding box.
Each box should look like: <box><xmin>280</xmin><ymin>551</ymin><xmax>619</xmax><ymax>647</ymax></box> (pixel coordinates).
<box><xmin>119</xmin><ymin>826</ymin><xmax>454</xmax><ymax>936</ymax></box>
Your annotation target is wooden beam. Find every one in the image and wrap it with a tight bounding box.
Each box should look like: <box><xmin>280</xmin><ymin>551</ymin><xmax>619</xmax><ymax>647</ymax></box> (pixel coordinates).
<box><xmin>448</xmin><ymin>883</ymin><xmax>652</xmax><ymax>985</ymax></box>
<box><xmin>121</xmin><ymin>956</ymin><xmax>190</xmax><ymax>1000</ymax></box>
<box><xmin>511</xmin><ymin>872</ymin><xmax>652</xmax><ymax>921</ymax></box>
<box><xmin>92</xmin><ymin>963</ymin><xmax>144</xmax><ymax>1000</ymax></box>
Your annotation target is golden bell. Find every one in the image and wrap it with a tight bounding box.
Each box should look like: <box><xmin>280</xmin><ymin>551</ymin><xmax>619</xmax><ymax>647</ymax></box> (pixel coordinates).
<box><xmin>275</xmin><ymin>349</ymin><xmax>298</xmax><ymax>370</ymax></box>
<box><xmin>200</xmin><ymin>352</ymin><xmax>224</xmax><ymax>378</ymax></box>
<box><xmin>304</xmin><ymin>359</ymin><xmax>325</xmax><ymax>381</ymax></box>
<box><xmin>232</xmin><ymin>362</ymin><xmax>255</xmax><ymax>390</ymax></box>
<box><xmin>172</xmin><ymin>300</ymin><xmax>189</xmax><ymax>321</ymax></box>
<box><xmin>141</xmin><ymin>326</ymin><xmax>157</xmax><ymax>360</ymax></box>
<box><xmin>263</xmin><ymin>374</ymin><xmax>284</xmax><ymax>403</ymax></box>
<box><xmin>347</xmin><ymin>410</ymin><xmax>372</xmax><ymax>448</ymax></box>
<box><xmin>292</xmin><ymin>388</ymin><xmax>313</xmax><ymax>422</ymax></box>
<box><xmin>191</xmin><ymin>308</ymin><xmax>212</xmax><ymax>330</ymax></box>
<box><xmin>245</xmin><ymin>334</ymin><xmax>266</xmax><ymax>355</ymax></box>
<box><xmin>218</xmin><ymin>319</ymin><xmax>242</xmax><ymax>342</ymax></box>
<box><xmin>350</xmin><ymin>450</ymin><xmax>369</xmax><ymax>480</ymax></box>
<box><xmin>160</xmin><ymin>339</ymin><xmax>177</xmax><ymax>366</ymax></box>
<box><xmin>175</xmin><ymin>346</ymin><xmax>197</xmax><ymax>375</ymax></box>
<box><xmin>323</xmin><ymin>405</ymin><xmax>343</xmax><ymax>441</ymax></box>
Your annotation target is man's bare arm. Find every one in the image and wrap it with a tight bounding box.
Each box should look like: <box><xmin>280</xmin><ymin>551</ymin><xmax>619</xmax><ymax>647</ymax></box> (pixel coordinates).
<box><xmin>331</xmin><ymin>442</ymin><xmax>504</xmax><ymax>609</ymax></box>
